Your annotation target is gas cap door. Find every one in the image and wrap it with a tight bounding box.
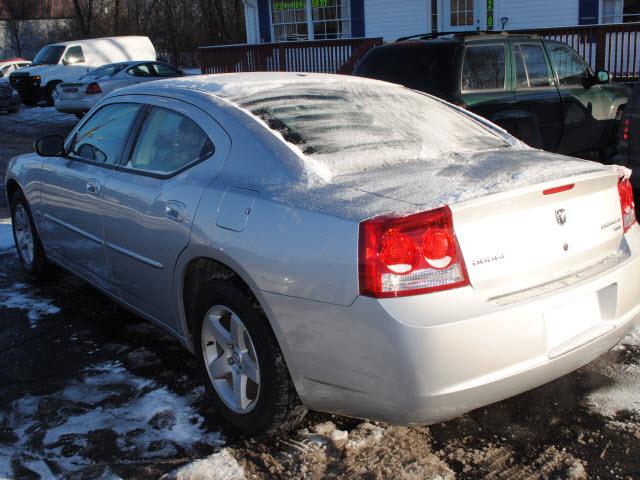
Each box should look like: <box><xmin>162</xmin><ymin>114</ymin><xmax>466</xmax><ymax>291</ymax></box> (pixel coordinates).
<box><xmin>217</xmin><ymin>187</ymin><xmax>258</xmax><ymax>232</ymax></box>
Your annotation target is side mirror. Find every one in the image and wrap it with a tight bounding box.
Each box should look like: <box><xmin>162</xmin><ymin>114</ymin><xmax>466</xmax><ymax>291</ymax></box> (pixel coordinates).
<box><xmin>35</xmin><ymin>135</ymin><xmax>65</xmax><ymax>157</ymax></box>
<box><xmin>596</xmin><ymin>70</ymin><xmax>610</xmax><ymax>84</ymax></box>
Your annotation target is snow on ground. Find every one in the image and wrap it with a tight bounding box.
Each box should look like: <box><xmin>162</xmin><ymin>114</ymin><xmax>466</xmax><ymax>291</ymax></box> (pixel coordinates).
<box><xmin>0</xmin><ymin>282</ymin><xmax>60</xmax><ymax>327</ymax></box>
<box><xmin>0</xmin><ymin>361</ymin><xmax>224</xmax><ymax>479</ymax></box>
<box><xmin>583</xmin><ymin>325</ymin><xmax>640</xmax><ymax>418</ymax></box>
<box><xmin>161</xmin><ymin>449</ymin><xmax>245</xmax><ymax>480</ymax></box>
<box><xmin>0</xmin><ymin>221</ymin><xmax>13</xmax><ymax>252</ymax></box>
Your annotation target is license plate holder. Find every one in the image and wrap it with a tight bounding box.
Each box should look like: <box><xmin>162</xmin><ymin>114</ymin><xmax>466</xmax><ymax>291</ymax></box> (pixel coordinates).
<box><xmin>544</xmin><ymin>293</ymin><xmax>603</xmax><ymax>350</ymax></box>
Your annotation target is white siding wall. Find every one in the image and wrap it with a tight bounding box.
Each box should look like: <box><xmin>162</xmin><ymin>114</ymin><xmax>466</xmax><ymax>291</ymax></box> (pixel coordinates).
<box><xmin>495</xmin><ymin>0</ymin><xmax>579</xmax><ymax>30</ymax></box>
<box><xmin>364</xmin><ymin>0</ymin><xmax>430</xmax><ymax>41</ymax></box>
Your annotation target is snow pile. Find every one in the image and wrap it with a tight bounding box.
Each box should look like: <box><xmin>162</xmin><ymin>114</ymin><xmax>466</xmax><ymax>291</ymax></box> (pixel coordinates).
<box><xmin>0</xmin><ymin>282</ymin><xmax>59</xmax><ymax>327</ymax></box>
<box><xmin>161</xmin><ymin>449</ymin><xmax>245</xmax><ymax>480</ymax></box>
<box><xmin>0</xmin><ymin>220</ymin><xmax>14</xmax><ymax>251</ymax></box>
<box><xmin>0</xmin><ymin>361</ymin><xmax>223</xmax><ymax>478</ymax></box>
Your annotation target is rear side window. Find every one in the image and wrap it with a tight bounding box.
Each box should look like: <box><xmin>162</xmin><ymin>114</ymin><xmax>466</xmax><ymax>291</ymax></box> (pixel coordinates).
<box><xmin>152</xmin><ymin>63</ymin><xmax>181</xmax><ymax>77</ymax></box>
<box><xmin>514</xmin><ymin>43</ymin><xmax>553</xmax><ymax>88</ymax></box>
<box><xmin>127</xmin><ymin>64</ymin><xmax>153</xmax><ymax>77</ymax></box>
<box><xmin>127</xmin><ymin>107</ymin><xmax>214</xmax><ymax>174</ymax></box>
<box><xmin>354</xmin><ymin>45</ymin><xmax>458</xmax><ymax>97</ymax></box>
<box><xmin>462</xmin><ymin>44</ymin><xmax>506</xmax><ymax>91</ymax></box>
<box><xmin>71</xmin><ymin>103</ymin><xmax>139</xmax><ymax>164</ymax></box>
<box><xmin>64</xmin><ymin>46</ymin><xmax>85</xmax><ymax>65</ymax></box>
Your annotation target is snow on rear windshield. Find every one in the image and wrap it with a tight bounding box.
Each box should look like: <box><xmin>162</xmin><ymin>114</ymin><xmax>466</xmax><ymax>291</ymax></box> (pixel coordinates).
<box><xmin>219</xmin><ymin>80</ymin><xmax>510</xmax><ymax>177</ymax></box>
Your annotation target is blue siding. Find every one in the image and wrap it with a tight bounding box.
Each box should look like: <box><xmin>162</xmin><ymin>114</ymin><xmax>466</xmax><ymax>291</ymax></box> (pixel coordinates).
<box><xmin>351</xmin><ymin>0</ymin><xmax>365</xmax><ymax>37</ymax></box>
<box><xmin>258</xmin><ymin>0</ymin><xmax>272</xmax><ymax>43</ymax></box>
<box><xmin>578</xmin><ymin>0</ymin><xmax>598</xmax><ymax>25</ymax></box>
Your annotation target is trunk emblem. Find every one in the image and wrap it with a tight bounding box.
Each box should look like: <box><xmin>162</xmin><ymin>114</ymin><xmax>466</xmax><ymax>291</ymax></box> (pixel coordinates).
<box><xmin>555</xmin><ymin>209</ymin><xmax>567</xmax><ymax>226</ymax></box>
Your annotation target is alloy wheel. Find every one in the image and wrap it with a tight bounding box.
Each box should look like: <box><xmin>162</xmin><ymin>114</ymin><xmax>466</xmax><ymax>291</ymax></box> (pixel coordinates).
<box><xmin>13</xmin><ymin>204</ymin><xmax>34</xmax><ymax>267</ymax></box>
<box><xmin>201</xmin><ymin>305</ymin><xmax>261</xmax><ymax>413</ymax></box>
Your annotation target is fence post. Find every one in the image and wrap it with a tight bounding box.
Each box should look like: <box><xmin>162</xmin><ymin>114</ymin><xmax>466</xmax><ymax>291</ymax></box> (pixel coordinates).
<box><xmin>595</xmin><ymin>28</ymin><xmax>606</xmax><ymax>72</ymax></box>
<box><xmin>278</xmin><ymin>44</ymin><xmax>286</xmax><ymax>71</ymax></box>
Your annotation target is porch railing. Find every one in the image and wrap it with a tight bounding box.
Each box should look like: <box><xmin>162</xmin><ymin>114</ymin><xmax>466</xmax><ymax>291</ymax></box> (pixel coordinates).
<box><xmin>519</xmin><ymin>23</ymin><xmax>640</xmax><ymax>82</ymax></box>
<box><xmin>199</xmin><ymin>37</ymin><xmax>383</xmax><ymax>76</ymax></box>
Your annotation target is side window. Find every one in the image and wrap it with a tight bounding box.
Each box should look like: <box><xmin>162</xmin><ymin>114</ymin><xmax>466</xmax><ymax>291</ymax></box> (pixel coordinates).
<box><xmin>514</xmin><ymin>44</ymin><xmax>553</xmax><ymax>88</ymax></box>
<box><xmin>127</xmin><ymin>107</ymin><xmax>214</xmax><ymax>174</ymax></box>
<box><xmin>71</xmin><ymin>103</ymin><xmax>139</xmax><ymax>164</ymax></box>
<box><xmin>462</xmin><ymin>45</ymin><xmax>506</xmax><ymax>91</ymax></box>
<box><xmin>547</xmin><ymin>44</ymin><xmax>590</xmax><ymax>86</ymax></box>
<box><xmin>152</xmin><ymin>63</ymin><xmax>181</xmax><ymax>77</ymax></box>
<box><xmin>127</xmin><ymin>64</ymin><xmax>154</xmax><ymax>77</ymax></box>
<box><xmin>64</xmin><ymin>46</ymin><xmax>85</xmax><ymax>65</ymax></box>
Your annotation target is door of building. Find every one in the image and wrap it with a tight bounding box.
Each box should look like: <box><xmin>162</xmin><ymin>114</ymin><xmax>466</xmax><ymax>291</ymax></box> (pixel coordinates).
<box><xmin>442</xmin><ymin>0</ymin><xmax>486</xmax><ymax>32</ymax></box>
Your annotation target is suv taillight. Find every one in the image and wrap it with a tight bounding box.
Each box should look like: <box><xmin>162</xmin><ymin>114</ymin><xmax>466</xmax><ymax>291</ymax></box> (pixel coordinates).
<box><xmin>622</xmin><ymin>117</ymin><xmax>631</xmax><ymax>142</ymax></box>
<box><xmin>618</xmin><ymin>178</ymin><xmax>636</xmax><ymax>233</ymax></box>
<box><xmin>85</xmin><ymin>82</ymin><xmax>102</xmax><ymax>94</ymax></box>
<box><xmin>359</xmin><ymin>206</ymin><xmax>469</xmax><ymax>298</ymax></box>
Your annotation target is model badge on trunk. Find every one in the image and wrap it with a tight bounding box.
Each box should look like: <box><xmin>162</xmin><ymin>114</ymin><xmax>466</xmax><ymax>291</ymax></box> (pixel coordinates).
<box><xmin>555</xmin><ymin>208</ymin><xmax>567</xmax><ymax>226</ymax></box>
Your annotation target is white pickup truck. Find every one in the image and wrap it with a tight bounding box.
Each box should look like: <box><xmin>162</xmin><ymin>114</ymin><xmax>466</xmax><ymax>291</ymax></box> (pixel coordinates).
<box><xmin>9</xmin><ymin>36</ymin><xmax>156</xmax><ymax>105</ymax></box>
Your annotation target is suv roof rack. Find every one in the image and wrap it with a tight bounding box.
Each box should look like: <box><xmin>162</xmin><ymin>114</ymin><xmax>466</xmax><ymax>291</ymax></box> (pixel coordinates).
<box><xmin>395</xmin><ymin>30</ymin><xmax>537</xmax><ymax>42</ymax></box>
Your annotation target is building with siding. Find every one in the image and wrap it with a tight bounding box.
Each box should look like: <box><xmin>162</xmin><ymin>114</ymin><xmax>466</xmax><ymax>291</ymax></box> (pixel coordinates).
<box><xmin>241</xmin><ymin>0</ymin><xmax>640</xmax><ymax>43</ymax></box>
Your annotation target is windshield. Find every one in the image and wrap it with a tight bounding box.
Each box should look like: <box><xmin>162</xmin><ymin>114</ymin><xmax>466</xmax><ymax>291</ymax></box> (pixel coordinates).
<box><xmin>32</xmin><ymin>45</ymin><xmax>65</xmax><ymax>65</ymax></box>
<box><xmin>81</xmin><ymin>63</ymin><xmax>129</xmax><ymax>80</ymax></box>
<box><xmin>219</xmin><ymin>80</ymin><xmax>509</xmax><ymax>177</ymax></box>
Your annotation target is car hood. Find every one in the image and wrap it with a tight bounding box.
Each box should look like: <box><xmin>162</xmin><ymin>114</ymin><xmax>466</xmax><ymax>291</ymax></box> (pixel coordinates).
<box><xmin>329</xmin><ymin>147</ymin><xmax>607</xmax><ymax>210</ymax></box>
<box><xmin>13</xmin><ymin>64</ymin><xmax>55</xmax><ymax>75</ymax></box>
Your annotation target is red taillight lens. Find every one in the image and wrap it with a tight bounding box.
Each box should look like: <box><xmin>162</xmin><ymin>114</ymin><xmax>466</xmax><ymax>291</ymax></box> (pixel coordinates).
<box><xmin>618</xmin><ymin>177</ymin><xmax>636</xmax><ymax>233</ymax></box>
<box><xmin>359</xmin><ymin>206</ymin><xmax>469</xmax><ymax>298</ymax></box>
<box><xmin>623</xmin><ymin>118</ymin><xmax>631</xmax><ymax>142</ymax></box>
<box><xmin>85</xmin><ymin>82</ymin><xmax>102</xmax><ymax>94</ymax></box>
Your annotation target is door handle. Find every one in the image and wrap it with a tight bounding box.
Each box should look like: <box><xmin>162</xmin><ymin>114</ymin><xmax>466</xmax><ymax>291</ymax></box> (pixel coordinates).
<box><xmin>86</xmin><ymin>179</ymin><xmax>100</xmax><ymax>195</ymax></box>
<box><xmin>165</xmin><ymin>200</ymin><xmax>186</xmax><ymax>221</ymax></box>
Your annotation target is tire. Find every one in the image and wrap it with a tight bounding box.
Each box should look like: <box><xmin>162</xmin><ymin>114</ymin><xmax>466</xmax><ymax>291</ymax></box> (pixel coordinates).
<box><xmin>45</xmin><ymin>81</ymin><xmax>61</xmax><ymax>106</ymax></box>
<box><xmin>193</xmin><ymin>280</ymin><xmax>306</xmax><ymax>436</ymax></box>
<box><xmin>10</xmin><ymin>189</ymin><xmax>57</xmax><ymax>279</ymax></box>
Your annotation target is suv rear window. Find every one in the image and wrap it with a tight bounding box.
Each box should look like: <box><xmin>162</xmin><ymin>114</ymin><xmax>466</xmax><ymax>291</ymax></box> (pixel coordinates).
<box><xmin>462</xmin><ymin>44</ymin><xmax>506</xmax><ymax>91</ymax></box>
<box><xmin>354</xmin><ymin>44</ymin><xmax>459</xmax><ymax>97</ymax></box>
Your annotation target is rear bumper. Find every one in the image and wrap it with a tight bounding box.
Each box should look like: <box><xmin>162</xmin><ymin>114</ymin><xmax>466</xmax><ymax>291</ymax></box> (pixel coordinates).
<box><xmin>54</xmin><ymin>96</ymin><xmax>99</xmax><ymax>114</ymax></box>
<box><xmin>258</xmin><ymin>225</ymin><xmax>640</xmax><ymax>424</ymax></box>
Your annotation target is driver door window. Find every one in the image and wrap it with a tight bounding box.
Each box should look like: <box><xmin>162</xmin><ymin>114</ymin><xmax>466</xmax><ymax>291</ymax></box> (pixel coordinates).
<box><xmin>547</xmin><ymin>44</ymin><xmax>590</xmax><ymax>86</ymax></box>
<box><xmin>71</xmin><ymin>103</ymin><xmax>140</xmax><ymax>164</ymax></box>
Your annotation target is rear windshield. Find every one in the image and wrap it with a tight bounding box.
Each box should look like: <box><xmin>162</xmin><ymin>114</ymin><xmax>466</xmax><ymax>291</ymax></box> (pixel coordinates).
<box><xmin>219</xmin><ymin>80</ymin><xmax>509</xmax><ymax>177</ymax></box>
<box><xmin>354</xmin><ymin>44</ymin><xmax>459</xmax><ymax>97</ymax></box>
<box><xmin>32</xmin><ymin>45</ymin><xmax>65</xmax><ymax>65</ymax></box>
<box><xmin>81</xmin><ymin>63</ymin><xmax>129</xmax><ymax>80</ymax></box>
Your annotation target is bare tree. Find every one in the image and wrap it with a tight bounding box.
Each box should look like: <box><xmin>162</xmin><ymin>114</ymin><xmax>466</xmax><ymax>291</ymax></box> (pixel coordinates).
<box><xmin>2</xmin><ymin>0</ymin><xmax>37</xmax><ymax>57</ymax></box>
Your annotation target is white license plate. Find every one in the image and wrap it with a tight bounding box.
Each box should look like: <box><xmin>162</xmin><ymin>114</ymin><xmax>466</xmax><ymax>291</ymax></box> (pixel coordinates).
<box><xmin>544</xmin><ymin>293</ymin><xmax>602</xmax><ymax>350</ymax></box>
<box><xmin>63</xmin><ymin>87</ymin><xmax>78</xmax><ymax>93</ymax></box>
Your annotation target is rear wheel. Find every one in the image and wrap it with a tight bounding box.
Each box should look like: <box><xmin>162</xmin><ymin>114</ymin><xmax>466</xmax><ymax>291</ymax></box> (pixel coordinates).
<box><xmin>10</xmin><ymin>190</ymin><xmax>57</xmax><ymax>279</ymax></box>
<box><xmin>193</xmin><ymin>280</ymin><xmax>306</xmax><ymax>436</ymax></box>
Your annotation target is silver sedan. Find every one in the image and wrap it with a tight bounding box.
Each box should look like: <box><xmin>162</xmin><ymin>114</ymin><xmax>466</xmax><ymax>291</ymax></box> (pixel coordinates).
<box><xmin>6</xmin><ymin>73</ymin><xmax>640</xmax><ymax>435</ymax></box>
<box><xmin>53</xmin><ymin>60</ymin><xmax>183</xmax><ymax>116</ymax></box>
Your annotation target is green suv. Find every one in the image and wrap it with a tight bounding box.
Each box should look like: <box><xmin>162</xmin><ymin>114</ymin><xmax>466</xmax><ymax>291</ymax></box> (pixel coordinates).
<box><xmin>355</xmin><ymin>33</ymin><xmax>630</xmax><ymax>160</ymax></box>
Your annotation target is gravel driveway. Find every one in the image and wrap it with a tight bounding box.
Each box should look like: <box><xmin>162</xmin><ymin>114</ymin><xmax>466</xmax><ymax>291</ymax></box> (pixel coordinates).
<box><xmin>0</xmin><ymin>107</ymin><xmax>639</xmax><ymax>479</ymax></box>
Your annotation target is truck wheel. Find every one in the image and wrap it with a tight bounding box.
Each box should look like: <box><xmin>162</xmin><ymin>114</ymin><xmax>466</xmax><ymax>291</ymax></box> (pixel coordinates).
<box><xmin>193</xmin><ymin>280</ymin><xmax>307</xmax><ymax>436</ymax></box>
<box><xmin>45</xmin><ymin>81</ymin><xmax>61</xmax><ymax>106</ymax></box>
<box><xmin>10</xmin><ymin>190</ymin><xmax>58</xmax><ymax>279</ymax></box>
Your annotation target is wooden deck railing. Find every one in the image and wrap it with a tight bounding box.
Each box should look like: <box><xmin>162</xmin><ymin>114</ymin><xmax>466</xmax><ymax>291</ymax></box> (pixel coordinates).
<box><xmin>199</xmin><ymin>37</ymin><xmax>383</xmax><ymax>76</ymax></box>
<box><xmin>519</xmin><ymin>23</ymin><xmax>640</xmax><ymax>82</ymax></box>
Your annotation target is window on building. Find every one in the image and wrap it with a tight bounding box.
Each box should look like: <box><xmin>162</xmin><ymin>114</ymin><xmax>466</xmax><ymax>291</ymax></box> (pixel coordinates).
<box><xmin>450</xmin><ymin>0</ymin><xmax>474</xmax><ymax>27</ymax></box>
<box><xmin>271</xmin><ymin>0</ymin><xmax>351</xmax><ymax>42</ymax></box>
<box><xmin>623</xmin><ymin>0</ymin><xmax>640</xmax><ymax>22</ymax></box>
<box><xmin>462</xmin><ymin>45</ymin><xmax>506</xmax><ymax>91</ymax></box>
<box><xmin>602</xmin><ymin>0</ymin><xmax>623</xmax><ymax>23</ymax></box>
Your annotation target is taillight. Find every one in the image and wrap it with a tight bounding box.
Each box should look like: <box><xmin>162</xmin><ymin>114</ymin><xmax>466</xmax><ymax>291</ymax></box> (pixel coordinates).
<box><xmin>85</xmin><ymin>82</ymin><xmax>102</xmax><ymax>94</ymax></box>
<box><xmin>359</xmin><ymin>206</ymin><xmax>469</xmax><ymax>298</ymax></box>
<box><xmin>622</xmin><ymin>118</ymin><xmax>631</xmax><ymax>142</ymax></box>
<box><xmin>618</xmin><ymin>178</ymin><xmax>636</xmax><ymax>233</ymax></box>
